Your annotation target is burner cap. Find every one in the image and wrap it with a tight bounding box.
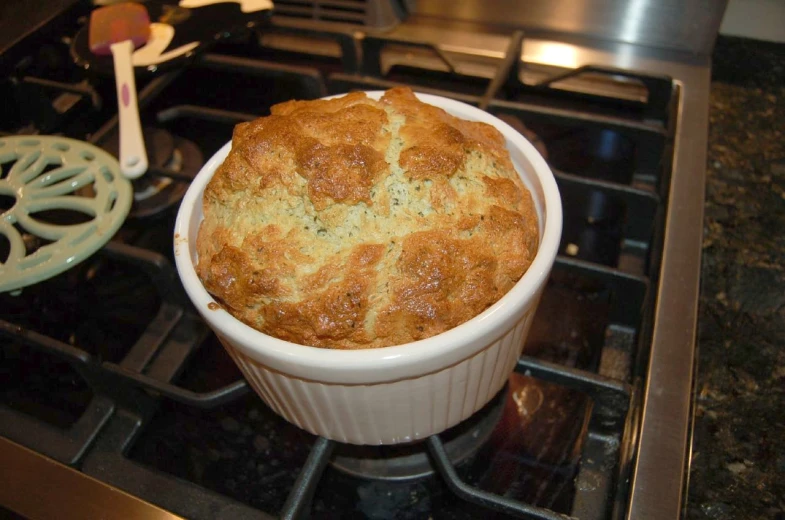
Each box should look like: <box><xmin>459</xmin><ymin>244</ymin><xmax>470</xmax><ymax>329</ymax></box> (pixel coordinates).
<box><xmin>331</xmin><ymin>386</ymin><xmax>507</xmax><ymax>481</ymax></box>
<box><xmin>101</xmin><ymin>128</ymin><xmax>203</xmax><ymax>218</ymax></box>
<box><xmin>131</xmin><ymin>136</ymin><xmax>202</xmax><ymax>218</ymax></box>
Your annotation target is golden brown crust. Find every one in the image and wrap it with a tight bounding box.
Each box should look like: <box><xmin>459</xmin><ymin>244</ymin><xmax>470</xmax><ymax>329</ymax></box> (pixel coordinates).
<box><xmin>196</xmin><ymin>87</ymin><xmax>539</xmax><ymax>349</ymax></box>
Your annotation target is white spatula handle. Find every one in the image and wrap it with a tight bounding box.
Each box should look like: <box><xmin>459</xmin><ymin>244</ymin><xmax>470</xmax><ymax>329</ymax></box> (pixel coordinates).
<box><xmin>110</xmin><ymin>40</ymin><xmax>148</xmax><ymax>179</ymax></box>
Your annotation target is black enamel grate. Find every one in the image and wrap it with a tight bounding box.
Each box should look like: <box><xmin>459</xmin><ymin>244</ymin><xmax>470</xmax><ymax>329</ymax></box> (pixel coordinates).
<box><xmin>0</xmin><ymin>10</ymin><xmax>677</xmax><ymax>520</ymax></box>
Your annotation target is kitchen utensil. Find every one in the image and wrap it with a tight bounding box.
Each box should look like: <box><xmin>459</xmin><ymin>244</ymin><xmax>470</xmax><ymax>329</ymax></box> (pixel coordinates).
<box><xmin>173</xmin><ymin>92</ymin><xmax>562</xmax><ymax>445</ymax></box>
<box><xmin>89</xmin><ymin>2</ymin><xmax>151</xmax><ymax>179</ymax></box>
<box><xmin>71</xmin><ymin>0</ymin><xmax>273</xmax><ymax>76</ymax></box>
<box><xmin>0</xmin><ymin>136</ymin><xmax>133</xmax><ymax>293</ymax></box>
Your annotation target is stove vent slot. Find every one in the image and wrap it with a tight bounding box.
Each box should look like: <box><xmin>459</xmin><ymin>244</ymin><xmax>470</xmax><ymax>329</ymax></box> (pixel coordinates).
<box><xmin>273</xmin><ymin>0</ymin><xmax>408</xmax><ymax>28</ymax></box>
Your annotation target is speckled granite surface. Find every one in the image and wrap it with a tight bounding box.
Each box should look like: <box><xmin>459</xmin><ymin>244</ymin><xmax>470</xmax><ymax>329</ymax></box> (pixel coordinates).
<box><xmin>688</xmin><ymin>36</ymin><xmax>785</xmax><ymax>520</ymax></box>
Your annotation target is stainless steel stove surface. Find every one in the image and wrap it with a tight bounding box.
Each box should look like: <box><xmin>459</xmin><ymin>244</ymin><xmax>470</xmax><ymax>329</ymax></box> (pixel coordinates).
<box><xmin>0</xmin><ymin>1</ymin><xmax>713</xmax><ymax>519</ymax></box>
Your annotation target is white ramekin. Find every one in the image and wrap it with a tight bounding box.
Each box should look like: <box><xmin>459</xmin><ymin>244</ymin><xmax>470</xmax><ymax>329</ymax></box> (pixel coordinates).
<box><xmin>174</xmin><ymin>91</ymin><xmax>562</xmax><ymax>445</ymax></box>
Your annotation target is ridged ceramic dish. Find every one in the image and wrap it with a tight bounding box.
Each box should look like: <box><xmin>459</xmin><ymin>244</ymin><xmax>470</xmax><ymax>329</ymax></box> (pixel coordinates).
<box><xmin>174</xmin><ymin>92</ymin><xmax>562</xmax><ymax>445</ymax></box>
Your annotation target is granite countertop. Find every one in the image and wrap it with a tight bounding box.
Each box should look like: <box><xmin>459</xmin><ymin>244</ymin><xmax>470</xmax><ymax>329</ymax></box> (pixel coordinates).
<box><xmin>688</xmin><ymin>36</ymin><xmax>785</xmax><ymax>520</ymax></box>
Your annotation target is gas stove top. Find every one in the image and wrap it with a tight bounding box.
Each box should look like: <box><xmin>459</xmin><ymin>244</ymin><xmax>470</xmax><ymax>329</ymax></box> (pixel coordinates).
<box><xmin>0</xmin><ymin>1</ymin><xmax>712</xmax><ymax>519</ymax></box>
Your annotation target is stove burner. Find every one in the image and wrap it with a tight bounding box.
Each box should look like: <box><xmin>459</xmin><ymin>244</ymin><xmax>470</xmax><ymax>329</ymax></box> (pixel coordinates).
<box><xmin>331</xmin><ymin>387</ymin><xmax>507</xmax><ymax>481</ymax></box>
<box><xmin>101</xmin><ymin>127</ymin><xmax>203</xmax><ymax>218</ymax></box>
<box><xmin>495</xmin><ymin>113</ymin><xmax>549</xmax><ymax>160</ymax></box>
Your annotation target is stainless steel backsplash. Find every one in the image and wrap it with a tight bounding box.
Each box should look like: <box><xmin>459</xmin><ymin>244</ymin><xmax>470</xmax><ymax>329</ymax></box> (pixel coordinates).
<box><xmin>410</xmin><ymin>0</ymin><xmax>728</xmax><ymax>55</ymax></box>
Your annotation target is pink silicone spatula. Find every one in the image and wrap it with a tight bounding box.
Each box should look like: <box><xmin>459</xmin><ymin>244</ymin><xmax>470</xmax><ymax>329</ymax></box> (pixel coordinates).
<box><xmin>89</xmin><ymin>2</ymin><xmax>150</xmax><ymax>179</ymax></box>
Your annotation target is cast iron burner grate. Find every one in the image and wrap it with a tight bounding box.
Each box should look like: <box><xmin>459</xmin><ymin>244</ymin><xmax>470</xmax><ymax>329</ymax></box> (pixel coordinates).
<box><xmin>0</xmin><ymin>252</ymin><xmax>639</xmax><ymax>519</ymax></box>
<box><xmin>330</xmin><ymin>388</ymin><xmax>508</xmax><ymax>482</ymax></box>
<box><xmin>1</xmin><ymin>10</ymin><xmax>675</xmax><ymax>520</ymax></box>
